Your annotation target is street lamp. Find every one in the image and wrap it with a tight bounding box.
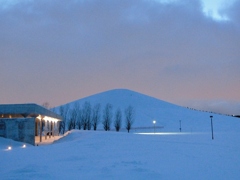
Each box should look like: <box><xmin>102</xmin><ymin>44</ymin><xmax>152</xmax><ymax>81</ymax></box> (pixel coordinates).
<box><xmin>179</xmin><ymin>120</ymin><xmax>182</xmax><ymax>132</ymax></box>
<box><xmin>210</xmin><ymin>115</ymin><xmax>214</xmax><ymax>140</ymax></box>
<box><xmin>153</xmin><ymin>120</ymin><xmax>156</xmax><ymax>134</ymax></box>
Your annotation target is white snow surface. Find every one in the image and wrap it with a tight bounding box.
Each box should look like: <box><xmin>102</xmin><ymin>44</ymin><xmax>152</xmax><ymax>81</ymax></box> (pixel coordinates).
<box><xmin>1</xmin><ymin>130</ymin><xmax>240</xmax><ymax>179</ymax></box>
<box><xmin>1</xmin><ymin>89</ymin><xmax>240</xmax><ymax>179</ymax></box>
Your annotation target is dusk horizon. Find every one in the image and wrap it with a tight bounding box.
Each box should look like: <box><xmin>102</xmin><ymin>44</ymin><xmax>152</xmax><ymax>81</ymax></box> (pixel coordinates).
<box><xmin>1</xmin><ymin>0</ymin><xmax>240</xmax><ymax>115</ymax></box>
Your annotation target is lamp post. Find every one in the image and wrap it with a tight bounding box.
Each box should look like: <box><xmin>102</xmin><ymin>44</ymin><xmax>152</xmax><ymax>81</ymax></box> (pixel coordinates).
<box><xmin>179</xmin><ymin>120</ymin><xmax>182</xmax><ymax>132</ymax></box>
<box><xmin>210</xmin><ymin>115</ymin><xmax>214</xmax><ymax>140</ymax></box>
<box><xmin>153</xmin><ymin>120</ymin><xmax>156</xmax><ymax>134</ymax></box>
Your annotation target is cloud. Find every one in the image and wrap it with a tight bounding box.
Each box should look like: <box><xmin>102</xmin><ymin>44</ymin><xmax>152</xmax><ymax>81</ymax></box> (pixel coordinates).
<box><xmin>0</xmin><ymin>0</ymin><xmax>239</xmax><ymax>114</ymax></box>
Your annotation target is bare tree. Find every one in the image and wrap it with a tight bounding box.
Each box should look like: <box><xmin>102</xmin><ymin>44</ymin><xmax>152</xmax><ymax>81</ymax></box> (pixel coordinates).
<box><xmin>114</xmin><ymin>108</ymin><xmax>122</xmax><ymax>132</ymax></box>
<box><xmin>125</xmin><ymin>105</ymin><xmax>134</xmax><ymax>133</ymax></box>
<box><xmin>82</xmin><ymin>101</ymin><xmax>92</xmax><ymax>130</ymax></box>
<box><xmin>102</xmin><ymin>103</ymin><xmax>112</xmax><ymax>131</ymax></box>
<box><xmin>42</xmin><ymin>102</ymin><xmax>50</xmax><ymax>109</ymax></box>
<box><xmin>67</xmin><ymin>107</ymin><xmax>78</xmax><ymax>131</ymax></box>
<box><xmin>58</xmin><ymin>106</ymin><xmax>64</xmax><ymax>134</ymax></box>
<box><xmin>73</xmin><ymin>102</ymin><xmax>81</xmax><ymax>130</ymax></box>
<box><xmin>92</xmin><ymin>103</ymin><xmax>101</xmax><ymax>131</ymax></box>
<box><xmin>76</xmin><ymin>109</ymin><xmax>83</xmax><ymax>130</ymax></box>
<box><xmin>72</xmin><ymin>107</ymin><xmax>78</xmax><ymax>130</ymax></box>
<box><xmin>59</xmin><ymin>105</ymin><xmax>69</xmax><ymax>134</ymax></box>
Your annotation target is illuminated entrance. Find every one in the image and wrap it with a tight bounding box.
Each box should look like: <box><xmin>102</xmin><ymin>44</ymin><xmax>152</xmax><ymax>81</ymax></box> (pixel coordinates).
<box><xmin>0</xmin><ymin>104</ymin><xmax>62</xmax><ymax>145</ymax></box>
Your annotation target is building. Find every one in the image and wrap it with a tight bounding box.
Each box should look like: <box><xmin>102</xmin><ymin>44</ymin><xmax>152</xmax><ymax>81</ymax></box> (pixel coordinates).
<box><xmin>0</xmin><ymin>103</ymin><xmax>62</xmax><ymax>146</ymax></box>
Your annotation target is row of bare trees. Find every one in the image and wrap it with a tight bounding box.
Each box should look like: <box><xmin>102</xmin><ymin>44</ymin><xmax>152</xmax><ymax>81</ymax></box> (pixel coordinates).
<box><xmin>102</xmin><ymin>103</ymin><xmax>135</xmax><ymax>133</ymax></box>
<box><xmin>52</xmin><ymin>102</ymin><xmax>134</xmax><ymax>134</ymax></box>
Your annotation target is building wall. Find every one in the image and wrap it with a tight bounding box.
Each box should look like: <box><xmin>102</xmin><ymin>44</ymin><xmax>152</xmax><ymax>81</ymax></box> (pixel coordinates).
<box><xmin>0</xmin><ymin>118</ymin><xmax>35</xmax><ymax>145</ymax></box>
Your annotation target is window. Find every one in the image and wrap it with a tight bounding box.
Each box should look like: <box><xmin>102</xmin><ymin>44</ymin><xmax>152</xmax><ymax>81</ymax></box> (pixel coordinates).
<box><xmin>0</xmin><ymin>123</ymin><xmax>5</xmax><ymax>129</ymax></box>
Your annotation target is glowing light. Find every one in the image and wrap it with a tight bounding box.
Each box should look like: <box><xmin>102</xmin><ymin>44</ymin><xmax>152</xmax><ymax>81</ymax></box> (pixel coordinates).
<box><xmin>36</xmin><ymin>115</ymin><xmax>43</xmax><ymax>120</ymax></box>
<box><xmin>37</xmin><ymin>115</ymin><xmax>60</xmax><ymax>122</ymax></box>
<box><xmin>23</xmin><ymin>144</ymin><xmax>26</xmax><ymax>148</ymax></box>
<box><xmin>153</xmin><ymin>120</ymin><xmax>156</xmax><ymax>124</ymax></box>
<box><xmin>43</xmin><ymin>116</ymin><xmax>60</xmax><ymax>123</ymax></box>
<box><xmin>8</xmin><ymin>146</ymin><xmax>12</xmax><ymax>150</ymax></box>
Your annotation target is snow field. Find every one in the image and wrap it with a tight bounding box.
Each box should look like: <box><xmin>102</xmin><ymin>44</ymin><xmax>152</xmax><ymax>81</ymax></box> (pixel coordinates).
<box><xmin>0</xmin><ymin>130</ymin><xmax>239</xmax><ymax>180</ymax></box>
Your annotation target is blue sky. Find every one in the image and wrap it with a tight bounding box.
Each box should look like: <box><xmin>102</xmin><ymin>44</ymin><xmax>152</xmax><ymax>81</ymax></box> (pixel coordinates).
<box><xmin>0</xmin><ymin>0</ymin><xmax>239</xmax><ymax>114</ymax></box>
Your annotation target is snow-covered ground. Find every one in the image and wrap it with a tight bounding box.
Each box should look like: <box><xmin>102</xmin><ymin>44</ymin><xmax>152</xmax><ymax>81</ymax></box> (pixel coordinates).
<box><xmin>0</xmin><ymin>129</ymin><xmax>240</xmax><ymax>179</ymax></box>
<box><xmin>1</xmin><ymin>89</ymin><xmax>240</xmax><ymax>179</ymax></box>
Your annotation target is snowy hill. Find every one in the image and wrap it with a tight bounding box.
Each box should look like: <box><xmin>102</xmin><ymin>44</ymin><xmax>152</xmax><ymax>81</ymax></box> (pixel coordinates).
<box><xmin>55</xmin><ymin>89</ymin><xmax>239</xmax><ymax>133</ymax></box>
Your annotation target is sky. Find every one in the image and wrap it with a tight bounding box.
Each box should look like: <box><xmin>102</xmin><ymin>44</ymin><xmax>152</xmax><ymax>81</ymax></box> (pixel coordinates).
<box><xmin>0</xmin><ymin>0</ymin><xmax>240</xmax><ymax>114</ymax></box>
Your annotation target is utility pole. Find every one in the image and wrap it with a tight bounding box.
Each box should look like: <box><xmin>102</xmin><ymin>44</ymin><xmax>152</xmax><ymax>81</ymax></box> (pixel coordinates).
<box><xmin>179</xmin><ymin>120</ymin><xmax>182</xmax><ymax>132</ymax></box>
<box><xmin>210</xmin><ymin>115</ymin><xmax>214</xmax><ymax>140</ymax></box>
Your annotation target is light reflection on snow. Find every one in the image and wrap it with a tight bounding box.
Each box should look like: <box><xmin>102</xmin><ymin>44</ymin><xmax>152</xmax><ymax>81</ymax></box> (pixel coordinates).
<box><xmin>135</xmin><ymin>132</ymin><xmax>192</xmax><ymax>135</ymax></box>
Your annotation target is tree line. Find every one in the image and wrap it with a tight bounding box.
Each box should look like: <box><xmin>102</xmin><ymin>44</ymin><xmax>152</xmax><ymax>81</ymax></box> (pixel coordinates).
<box><xmin>52</xmin><ymin>102</ymin><xmax>135</xmax><ymax>134</ymax></box>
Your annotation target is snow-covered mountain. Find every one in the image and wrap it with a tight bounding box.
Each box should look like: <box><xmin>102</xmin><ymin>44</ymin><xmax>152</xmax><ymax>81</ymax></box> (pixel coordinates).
<box><xmin>55</xmin><ymin>89</ymin><xmax>238</xmax><ymax>133</ymax></box>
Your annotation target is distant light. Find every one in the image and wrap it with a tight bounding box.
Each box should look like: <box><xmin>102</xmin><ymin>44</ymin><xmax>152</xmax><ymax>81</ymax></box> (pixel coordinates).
<box><xmin>23</xmin><ymin>144</ymin><xmax>26</xmax><ymax>148</ymax></box>
<box><xmin>8</xmin><ymin>146</ymin><xmax>12</xmax><ymax>150</ymax></box>
<box><xmin>153</xmin><ymin>120</ymin><xmax>156</xmax><ymax>124</ymax></box>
